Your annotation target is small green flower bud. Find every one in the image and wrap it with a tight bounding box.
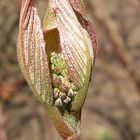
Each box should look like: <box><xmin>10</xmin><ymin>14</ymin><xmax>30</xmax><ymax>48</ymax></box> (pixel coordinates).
<box><xmin>60</xmin><ymin>83</ymin><xmax>69</xmax><ymax>93</ymax></box>
<box><xmin>61</xmin><ymin>69</ymin><xmax>69</xmax><ymax>77</ymax></box>
<box><xmin>55</xmin><ymin>98</ymin><xmax>62</xmax><ymax>107</ymax></box>
<box><xmin>71</xmin><ymin>83</ymin><xmax>79</xmax><ymax>91</ymax></box>
<box><xmin>53</xmin><ymin>76</ymin><xmax>62</xmax><ymax>87</ymax></box>
<box><xmin>54</xmin><ymin>66</ymin><xmax>62</xmax><ymax>75</ymax></box>
<box><xmin>50</xmin><ymin>52</ymin><xmax>56</xmax><ymax>63</ymax></box>
<box><xmin>67</xmin><ymin>89</ymin><xmax>75</xmax><ymax>97</ymax></box>
<box><xmin>59</xmin><ymin>92</ymin><xmax>67</xmax><ymax>100</ymax></box>
<box><xmin>53</xmin><ymin>88</ymin><xmax>60</xmax><ymax>99</ymax></box>
<box><xmin>63</xmin><ymin>96</ymin><xmax>71</xmax><ymax>104</ymax></box>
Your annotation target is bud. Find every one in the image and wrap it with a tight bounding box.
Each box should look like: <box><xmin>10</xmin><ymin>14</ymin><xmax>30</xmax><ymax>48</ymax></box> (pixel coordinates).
<box><xmin>59</xmin><ymin>92</ymin><xmax>67</xmax><ymax>100</ymax></box>
<box><xmin>71</xmin><ymin>83</ymin><xmax>79</xmax><ymax>91</ymax></box>
<box><xmin>60</xmin><ymin>83</ymin><xmax>69</xmax><ymax>93</ymax></box>
<box><xmin>55</xmin><ymin>98</ymin><xmax>62</xmax><ymax>107</ymax></box>
<box><xmin>63</xmin><ymin>96</ymin><xmax>71</xmax><ymax>104</ymax></box>
<box><xmin>67</xmin><ymin>89</ymin><xmax>75</xmax><ymax>97</ymax></box>
<box><xmin>17</xmin><ymin>0</ymin><xmax>98</xmax><ymax>139</ymax></box>
<box><xmin>53</xmin><ymin>76</ymin><xmax>62</xmax><ymax>87</ymax></box>
<box><xmin>53</xmin><ymin>88</ymin><xmax>59</xmax><ymax>99</ymax></box>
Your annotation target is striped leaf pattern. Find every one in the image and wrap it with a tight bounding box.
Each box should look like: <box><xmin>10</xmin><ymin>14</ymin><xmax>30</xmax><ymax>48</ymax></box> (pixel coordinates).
<box><xmin>17</xmin><ymin>0</ymin><xmax>52</xmax><ymax>104</ymax></box>
<box><xmin>69</xmin><ymin>0</ymin><xmax>98</xmax><ymax>61</ymax></box>
<box><xmin>45</xmin><ymin>0</ymin><xmax>93</xmax><ymax>88</ymax></box>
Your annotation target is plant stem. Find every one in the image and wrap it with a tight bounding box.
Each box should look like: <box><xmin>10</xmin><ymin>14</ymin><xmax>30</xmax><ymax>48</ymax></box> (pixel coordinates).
<box><xmin>45</xmin><ymin>105</ymin><xmax>82</xmax><ymax>140</ymax></box>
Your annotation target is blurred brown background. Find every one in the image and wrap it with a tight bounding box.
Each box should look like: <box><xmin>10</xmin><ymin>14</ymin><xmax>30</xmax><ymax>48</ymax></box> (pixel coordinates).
<box><xmin>0</xmin><ymin>0</ymin><xmax>140</xmax><ymax>140</ymax></box>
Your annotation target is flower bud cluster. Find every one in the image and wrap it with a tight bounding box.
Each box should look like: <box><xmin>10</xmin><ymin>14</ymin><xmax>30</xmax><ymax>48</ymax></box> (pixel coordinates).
<box><xmin>50</xmin><ymin>52</ymin><xmax>79</xmax><ymax>107</ymax></box>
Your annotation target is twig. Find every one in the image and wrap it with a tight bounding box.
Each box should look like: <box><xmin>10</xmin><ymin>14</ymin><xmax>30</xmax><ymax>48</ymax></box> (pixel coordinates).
<box><xmin>86</xmin><ymin>0</ymin><xmax>140</xmax><ymax>93</ymax></box>
<box><xmin>96</xmin><ymin>59</ymin><xmax>140</xmax><ymax>96</ymax></box>
<box><xmin>93</xmin><ymin>60</ymin><xmax>140</xmax><ymax>140</ymax></box>
<box><xmin>0</xmin><ymin>103</ymin><xmax>7</xmax><ymax>140</ymax></box>
<box><xmin>87</xmin><ymin>105</ymin><xmax>134</xmax><ymax>140</ymax></box>
<box><xmin>124</xmin><ymin>0</ymin><xmax>140</xmax><ymax>8</ymax></box>
<box><xmin>96</xmin><ymin>59</ymin><xmax>128</xmax><ymax>79</ymax></box>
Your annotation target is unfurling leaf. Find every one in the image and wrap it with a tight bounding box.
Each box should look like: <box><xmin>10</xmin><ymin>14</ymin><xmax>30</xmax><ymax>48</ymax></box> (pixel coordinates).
<box><xmin>17</xmin><ymin>0</ymin><xmax>98</xmax><ymax>139</ymax></box>
<box><xmin>43</xmin><ymin>0</ymin><xmax>97</xmax><ymax>111</ymax></box>
<box><xmin>17</xmin><ymin>0</ymin><xmax>52</xmax><ymax>104</ymax></box>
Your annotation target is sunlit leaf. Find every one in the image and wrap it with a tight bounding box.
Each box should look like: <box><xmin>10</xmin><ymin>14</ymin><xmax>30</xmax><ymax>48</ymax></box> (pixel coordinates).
<box><xmin>17</xmin><ymin>0</ymin><xmax>97</xmax><ymax>139</ymax></box>
<box><xmin>44</xmin><ymin>0</ymin><xmax>93</xmax><ymax>111</ymax></box>
<box><xmin>44</xmin><ymin>0</ymin><xmax>92</xmax><ymax>88</ymax></box>
<box><xmin>70</xmin><ymin>0</ymin><xmax>98</xmax><ymax>61</ymax></box>
<box><xmin>17</xmin><ymin>0</ymin><xmax>52</xmax><ymax>104</ymax></box>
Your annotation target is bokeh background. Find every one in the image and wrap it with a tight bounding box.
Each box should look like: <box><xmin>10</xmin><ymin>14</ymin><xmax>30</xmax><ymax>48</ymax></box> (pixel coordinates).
<box><xmin>0</xmin><ymin>0</ymin><xmax>140</xmax><ymax>140</ymax></box>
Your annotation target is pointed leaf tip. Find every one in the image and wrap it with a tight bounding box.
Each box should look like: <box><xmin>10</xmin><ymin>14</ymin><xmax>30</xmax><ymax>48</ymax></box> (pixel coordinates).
<box><xmin>44</xmin><ymin>0</ymin><xmax>93</xmax><ymax>87</ymax></box>
<box><xmin>69</xmin><ymin>0</ymin><xmax>98</xmax><ymax>61</ymax></box>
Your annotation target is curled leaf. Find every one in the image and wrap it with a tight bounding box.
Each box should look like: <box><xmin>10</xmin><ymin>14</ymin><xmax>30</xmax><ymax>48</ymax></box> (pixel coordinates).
<box><xmin>69</xmin><ymin>0</ymin><xmax>98</xmax><ymax>61</ymax></box>
<box><xmin>44</xmin><ymin>0</ymin><xmax>93</xmax><ymax>111</ymax></box>
<box><xmin>17</xmin><ymin>0</ymin><xmax>52</xmax><ymax>104</ymax></box>
<box><xmin>17</xmin><ymin>0</ymin><xmax>98</xmax><ymax>139</ymax></box>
